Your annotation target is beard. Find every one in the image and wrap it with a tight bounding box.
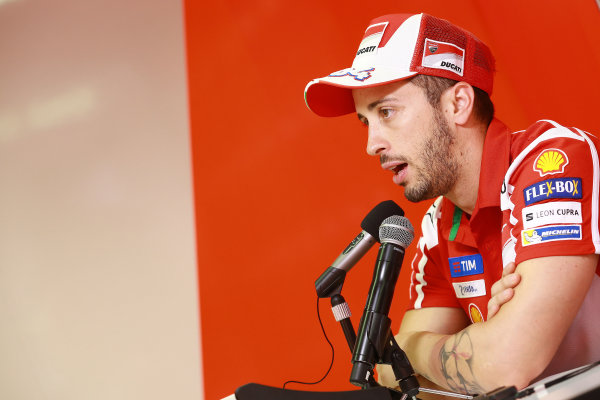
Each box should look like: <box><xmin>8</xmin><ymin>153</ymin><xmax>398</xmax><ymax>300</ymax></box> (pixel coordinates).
<box><xmin>402</xmin><ymin>107</ymin><xmax>459</xmax><ymax>203</ymax></box>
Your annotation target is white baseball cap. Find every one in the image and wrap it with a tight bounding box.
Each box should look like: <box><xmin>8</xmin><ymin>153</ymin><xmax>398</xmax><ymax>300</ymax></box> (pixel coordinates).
<box><xmin>304</xmin><ymin>13</ymin><xmax>495</xmax><ymax>117</ymax></box>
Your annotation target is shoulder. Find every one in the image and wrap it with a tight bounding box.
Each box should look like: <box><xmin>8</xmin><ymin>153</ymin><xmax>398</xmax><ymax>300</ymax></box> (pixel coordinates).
<box><xmin>510</xmin><ymin>119</ymin><xmax>597</xmax><ymax>156</ymax></box>
<box><xmin>504</xmin><ymin>119</ymin><xmax>598</xmax><ymax>185</ymax></box>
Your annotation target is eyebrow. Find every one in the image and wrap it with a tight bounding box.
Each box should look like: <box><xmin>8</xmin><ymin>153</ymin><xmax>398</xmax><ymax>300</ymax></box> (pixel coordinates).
<box><xmin>367</xmin><ymin>96</ymin><xmax>397</xmax><ymax>111</ymax></box>
<box><xmin>356</xmin><ymin>96</ymin><xmax>399</xmax><ymax>121</ymax></box>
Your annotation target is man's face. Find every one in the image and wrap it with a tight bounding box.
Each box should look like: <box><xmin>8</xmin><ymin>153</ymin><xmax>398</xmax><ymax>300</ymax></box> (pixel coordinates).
<box><xmin>352</xmin><ymin>79</ymin><xmax>459</xmax><ymax>202</ymax></box>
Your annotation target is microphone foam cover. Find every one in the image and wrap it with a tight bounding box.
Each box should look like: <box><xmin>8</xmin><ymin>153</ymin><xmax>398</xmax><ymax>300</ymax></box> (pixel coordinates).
<box><xmin>360</xmin><ymin>200</ymin><xmax>404</xmax><ymax>242</ymax></box>
<box><xmin>379</xmin><ymin>215</ymin><xmax>414</xmax><ymax>248</ymax></box>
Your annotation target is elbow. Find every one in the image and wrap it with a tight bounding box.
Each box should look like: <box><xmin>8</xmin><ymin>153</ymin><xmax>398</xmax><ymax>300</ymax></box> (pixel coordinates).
<box><xmin>495</xmin><ymin>365</ymin><xmax>539</xmax><ymax>391</ymax></box>
<box><xmin>482</xmin><ymin>354</ymin><xmax>550</xmax><ymax>390</ymax></box>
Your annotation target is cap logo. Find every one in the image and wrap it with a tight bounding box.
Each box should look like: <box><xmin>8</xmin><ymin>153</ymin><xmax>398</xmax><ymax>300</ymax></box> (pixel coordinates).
<box><xmin>328</xmin><ymin>67</ymin><xmax>374</xmax><ymax>82</ymax></box>
<box><xmin>533</xmin><ymin>148</ymin><xmax>569</xmax><ymax>177</ymax></box>
<box><xmin>422</xmin><ymin>38</ymin><xmax>465</xmax><ymax>77</ymax></box>
<box><xmin>354</xmin><ymin>22</ymin><xmax>388</xmax><ymax>60</ymax></box>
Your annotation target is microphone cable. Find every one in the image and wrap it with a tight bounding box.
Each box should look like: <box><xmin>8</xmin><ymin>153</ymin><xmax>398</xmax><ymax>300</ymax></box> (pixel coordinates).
<box><xmin>282</xmin><ymin>295</ymin><xmax>335</xmax><ymax>389</ymax></box>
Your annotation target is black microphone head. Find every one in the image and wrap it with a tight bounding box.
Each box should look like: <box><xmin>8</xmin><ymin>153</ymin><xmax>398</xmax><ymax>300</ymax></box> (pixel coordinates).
<box><xmin>379</xmin><ymin>215</ymin><xmax>414</xmax><ymax>248</ymax></box>
<box><xmin>360</xmin><ymin>200</ymin><xmax>405</xmax><ymax>242</ymax></box>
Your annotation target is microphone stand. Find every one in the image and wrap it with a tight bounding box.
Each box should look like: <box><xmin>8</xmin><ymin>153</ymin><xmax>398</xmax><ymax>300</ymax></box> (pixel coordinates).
<box><xmin>318</xmin><ymin>279</ymin><xmax>417</xmax><ymax>397</ymax></box>
<box><xmin>315</xmin><ymin>267</ymin><xmax>357</xmax><ymax>354</ymax></box>
<box><xmin>330</xmin><ymin>293</ymin><xmax>356</xmax><ymax>351</ymax></box>
<box><xmin>313</xmin><ymin>226</ymin><xmax>420</xmax><ymax>398</ymax></box>
<box><xmin>315</xmin><ymin>271</ymin><xmax>380</xmax><ymax>388</ymax></box>
<box><xmin>351</xmin><ymin>308</ymin><xmax>419</xmax><ymax>397</ymax></box>
<box><xmin>349</xmin><ymin>217</ymin><xmax>421</xmax><ymax>399</ymax></box>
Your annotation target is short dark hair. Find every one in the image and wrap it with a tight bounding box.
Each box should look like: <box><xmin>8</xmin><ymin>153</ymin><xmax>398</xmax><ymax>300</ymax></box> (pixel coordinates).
<box><xmin>410</xmin><ymin>74</ymin><xmax>494</xmax><ymax>127</ymax></box>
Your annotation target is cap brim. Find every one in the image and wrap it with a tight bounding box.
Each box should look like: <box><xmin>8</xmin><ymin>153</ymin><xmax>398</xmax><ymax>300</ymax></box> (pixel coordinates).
<box><xmin>304</xmin><ymin>68</ymin><xmax>418</xmax><ymax>117</ymax></box>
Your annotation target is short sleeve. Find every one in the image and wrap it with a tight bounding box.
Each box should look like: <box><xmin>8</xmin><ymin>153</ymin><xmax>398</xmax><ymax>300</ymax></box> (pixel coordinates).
<box><xmin>501</xmin><ymin>121</ymin><xmax>600</xmax><ymax>266</ymax></box>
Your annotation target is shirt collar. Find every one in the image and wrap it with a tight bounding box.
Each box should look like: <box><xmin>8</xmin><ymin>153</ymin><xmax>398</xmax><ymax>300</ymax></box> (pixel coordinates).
<box><xmin>473</xmin><ymin>118</ymin><xmax>511</xmax><ymax>212</ymax></box>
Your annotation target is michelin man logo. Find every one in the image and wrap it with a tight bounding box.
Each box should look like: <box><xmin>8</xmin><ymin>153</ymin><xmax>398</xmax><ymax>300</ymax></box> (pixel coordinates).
<box><xmin>522</xmin><ymin>225</ymin><xmax>582</xmax><ymax>246</ymax></box>
<box><xmin>522</xmin><ymin>229</ymin><xmax>543</xmax><ymax>245</ymax></box>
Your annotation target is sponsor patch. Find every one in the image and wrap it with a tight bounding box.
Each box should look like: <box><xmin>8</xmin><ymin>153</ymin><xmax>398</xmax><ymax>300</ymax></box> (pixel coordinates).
<box><xmin>355</xmin><ymin>22</ymin><xmax>388</xmax><ymax>59</ymax></box>
<box><xmin>452</xmin><ymin>279</ymin><xmax>486</xmax><ymax>299</ymax></box>
<box><xmin>328</xmin><ymin>67</ymin><xmax>374</xmax><ymax>82</ymax></box>
<box><xmin>533</xmin><ymin>148</ymin><xmax>569</xmax><ymax>177</ymax></box>
<box><xmin>422</xmin><ymin>38</ymin><xmax>464</xmax><ymax>77</ymax></box>
<box><xmin>448</xmin><ymin>254</ymin><xmax>484</xmax><ymax>278</ymax></box>
<box><xmin>522</xmin><ymin>201</ymin><xmax>582</xmax><ymax>229</ymax></box>
<box><xmin>468</xmin><ymin>303</ymin><xmax>484</xmax><ymax>323</ymax></box>
<box><xmin>523</xmin><ymin>177</ymin><xmax>582</xmax><ymax>205</ymax></box>
<box><xmin>521</xmin><ymin>225</ymin><xmax>582</xmax><ymax>246</ymax></box>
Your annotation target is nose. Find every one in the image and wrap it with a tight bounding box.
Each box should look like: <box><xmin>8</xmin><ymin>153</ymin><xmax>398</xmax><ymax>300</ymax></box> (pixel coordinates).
<box><xmin>366</xmin><ymin>124</ymin><xmax>390</xmax><ymax>156</ymax></box>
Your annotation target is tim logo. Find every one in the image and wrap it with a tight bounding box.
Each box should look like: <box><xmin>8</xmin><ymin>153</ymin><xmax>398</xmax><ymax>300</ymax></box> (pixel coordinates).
<box><xmin>328</xmin><ymin>67</ymin><xmax>374</xmax><ymax>82</ymax></box>
<box><xmin>448</xmin><ymin>254</ymin><xmax>484</xmax><ymax>278</ymax></box>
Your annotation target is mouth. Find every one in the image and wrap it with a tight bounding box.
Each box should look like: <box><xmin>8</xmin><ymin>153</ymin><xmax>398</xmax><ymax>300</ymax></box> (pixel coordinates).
<box><xmin>381</xmin><ymin>161</ymin><xmax>408</xmax><ymax>185</ymax></box>
<box><xmin>391</xmin><ymin>163</ymin><xmax>407</xmax><ymax>174</ymax></box>
<box><xmin>382</xmin><ymin>161</ymin><xmax>407</xmax><ymax>174</ymax></box>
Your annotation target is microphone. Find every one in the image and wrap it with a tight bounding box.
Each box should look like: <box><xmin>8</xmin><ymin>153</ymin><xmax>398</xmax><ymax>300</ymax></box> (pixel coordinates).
<box><xmin>350</xmin><ymin>215</ymin><xmax>415</xmax><ymax>388</ymax></box>
<box><xmin>315</xmin><ymin>200</ymin><xmax>404</xmax><ymax>298</ymax></box>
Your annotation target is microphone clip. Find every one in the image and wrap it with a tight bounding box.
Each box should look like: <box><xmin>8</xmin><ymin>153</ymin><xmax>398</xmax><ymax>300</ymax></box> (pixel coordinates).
<box><xmin>382</xmin><ymin>334</ymin><xmax>420</xmax><ymax>398</ymax></box>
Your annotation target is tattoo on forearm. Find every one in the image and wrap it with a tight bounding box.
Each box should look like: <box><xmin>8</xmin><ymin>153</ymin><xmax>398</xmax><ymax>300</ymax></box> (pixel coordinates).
<box><xmin>439</xmin><ymin>331</ymin><xmax>485</xmax><ymax>394</ymax></box>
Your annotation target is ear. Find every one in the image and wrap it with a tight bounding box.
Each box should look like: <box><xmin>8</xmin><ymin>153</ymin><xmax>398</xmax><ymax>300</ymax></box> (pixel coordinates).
<box><xmin>444</xmin><ymin>82</ymin><xmax>475</xmax><ymax>126</ymax></box>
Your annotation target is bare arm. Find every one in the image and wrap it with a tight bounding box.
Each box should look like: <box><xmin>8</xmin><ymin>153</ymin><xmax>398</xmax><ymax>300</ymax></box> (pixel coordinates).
<box><xmin>395</xmin><ymin>254</ymin><xmax>598</xmax><ymax>394</ymax></box>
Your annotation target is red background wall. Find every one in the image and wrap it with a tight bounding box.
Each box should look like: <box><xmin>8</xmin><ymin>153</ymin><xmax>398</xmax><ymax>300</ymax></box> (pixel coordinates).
<box><xmin>185</xmin><ymin>1</ymin><xmax>600</xmax><ymax>398</ymax></box>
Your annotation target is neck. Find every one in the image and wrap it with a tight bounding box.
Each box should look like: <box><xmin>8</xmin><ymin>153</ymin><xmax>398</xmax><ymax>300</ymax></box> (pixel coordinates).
<box><xmin>444</xmin><ymin>123</ymin><xmax>487</xmax><ymax>215</ymax></box>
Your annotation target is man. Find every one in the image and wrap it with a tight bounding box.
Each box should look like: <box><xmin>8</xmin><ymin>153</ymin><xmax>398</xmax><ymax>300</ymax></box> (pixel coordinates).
<box><xmin>304</xmin><ymin>13</ymin><xmax>600</xmax><ymax>395</ymax></box>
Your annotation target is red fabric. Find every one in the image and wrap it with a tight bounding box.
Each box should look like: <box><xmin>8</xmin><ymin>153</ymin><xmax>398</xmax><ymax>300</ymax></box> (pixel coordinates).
<box><xmin>411</xmin><ymin>13</ymin><xmax>495</xmax><ymax>95</ymax></box>
<box><xmin>408</xmin><ymin>119</ymin><xmax>600</xmax><ymax>320</ymax></box>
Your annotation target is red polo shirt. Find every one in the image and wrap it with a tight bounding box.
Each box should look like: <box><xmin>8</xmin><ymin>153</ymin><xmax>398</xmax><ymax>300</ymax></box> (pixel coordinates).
<box><xmin>406</xmin><ymin>118</ymin><xmax>600</xmax><ymax>375</ymax></box>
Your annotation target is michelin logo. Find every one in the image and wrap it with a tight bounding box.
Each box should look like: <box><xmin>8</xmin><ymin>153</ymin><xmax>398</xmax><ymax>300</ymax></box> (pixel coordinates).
<box><xmin>521</xmin><ymin>224</ymin><xmax>582</xmax><ymax>246</ymax></box>
<box><xmin>452</xmin><ymin>279</ymin><xmax>486</xmax><ymax>299</ymax></box>
<box><xmin>523</xmin><ymin>177</ymin><xmax>582</xmax><ymax>205</ymax></box>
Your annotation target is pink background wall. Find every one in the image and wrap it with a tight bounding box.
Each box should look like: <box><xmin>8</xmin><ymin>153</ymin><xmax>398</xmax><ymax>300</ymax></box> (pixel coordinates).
<box><xmin>0</xmin><ymin>1</ymin><xmax>201</xmax><ymax>399</ymax></box>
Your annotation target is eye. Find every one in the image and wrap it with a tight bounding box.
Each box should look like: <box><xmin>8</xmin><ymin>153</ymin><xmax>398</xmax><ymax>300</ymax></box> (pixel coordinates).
<box><xmin>380</xmin><ymin>108</ymin><xmax>394</xmax><ymax>119</ymax></box>
<box><xmin>357</xmin><ymin>115</ymin><xmax>369</xmax><ymax>127</ymax></box>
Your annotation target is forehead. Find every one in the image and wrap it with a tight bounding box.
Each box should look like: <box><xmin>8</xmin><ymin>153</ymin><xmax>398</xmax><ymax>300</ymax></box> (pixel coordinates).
<box><xmin>351</xmin><ymin>79</ymin><xmax>424</xmax><ymax>110</ymax></box>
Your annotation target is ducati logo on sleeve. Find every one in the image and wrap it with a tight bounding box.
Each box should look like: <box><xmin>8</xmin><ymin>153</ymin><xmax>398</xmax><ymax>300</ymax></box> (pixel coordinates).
<box><xmin>533</xmin><ymin>149</ymin><xmax>569</xmax><ymax>177</ymax></box>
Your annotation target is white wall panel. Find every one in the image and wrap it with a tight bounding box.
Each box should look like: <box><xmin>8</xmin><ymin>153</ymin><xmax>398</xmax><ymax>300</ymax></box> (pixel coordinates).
<box><xmin>0</xmin><ymin>1</ymin><xmax>202</xmax><ymax>399</ymax></box>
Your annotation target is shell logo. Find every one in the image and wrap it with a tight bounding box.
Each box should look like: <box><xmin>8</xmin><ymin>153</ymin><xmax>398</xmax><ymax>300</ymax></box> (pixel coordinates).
<box><xmin>468</xmin><ymin>303</ymin><xmax>484</xmax><ymax>323</ymax></box>
<box><xmin>533</xmin><ymin>148</ymin><xmax>569</xmax><ymax>177</ymax></box>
